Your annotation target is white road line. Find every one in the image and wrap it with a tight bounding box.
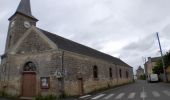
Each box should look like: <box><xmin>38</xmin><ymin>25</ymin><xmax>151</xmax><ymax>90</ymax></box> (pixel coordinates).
<box><xmin>141</xmin><ymin>87</ymin><xmax>146</xmax><ymax>100</ymax></box>
<box><xmin>128</xmin><ymin>92</ymin><xmax>135</xmax><ymax>99</ymax></box>
<box><xmin>115</xmin><ymin>93</ymin><xmax>125</xmax><ymax>99</ymax></box>
<box><xmin>79</xmin><ymin>95</ymin><xmax>91</xmax><ymax>99</ymax></box>
<box><xmin>163</xmin><ymin>90</ymin><xmax>170</xmax><ymax>96</ymax></box>
<box><xmin>91</xmin><ymin>94</ymin><xmax>105</xmax><ymax>99</ymax></box>
<box><xmin>140</xmin><ymin>92</ymin><xmax>147</xmax><ymax>99</ymax></box>
<box><xmin>152</xmin><ymin>91</ymin><xmax>160</xmax><ymax>97</ymax></box>
<box><xmin>103</xmin><ymin>94</ymin><xmax>114</xmax><ymax>99</ymax></box>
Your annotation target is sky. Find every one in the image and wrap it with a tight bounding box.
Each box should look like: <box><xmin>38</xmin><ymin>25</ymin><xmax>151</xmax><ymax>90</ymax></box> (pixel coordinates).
<box><xmin>0</xmin><ymin>0</ymin><xmax>170</xmax><ymax>73</ymax></box>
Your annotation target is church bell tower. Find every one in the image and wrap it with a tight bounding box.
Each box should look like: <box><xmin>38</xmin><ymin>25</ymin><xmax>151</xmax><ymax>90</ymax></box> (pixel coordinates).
<box><xmin>5</xmin><ymin>0</ymin><xmax>38</xmax><ymax>53</ymax></box>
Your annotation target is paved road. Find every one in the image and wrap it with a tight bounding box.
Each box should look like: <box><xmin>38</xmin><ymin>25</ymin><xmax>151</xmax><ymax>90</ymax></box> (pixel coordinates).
<box><xmin>79</xmin><ymin>80</ymin><xmax>170</xmax><ymax>100</ymax></box>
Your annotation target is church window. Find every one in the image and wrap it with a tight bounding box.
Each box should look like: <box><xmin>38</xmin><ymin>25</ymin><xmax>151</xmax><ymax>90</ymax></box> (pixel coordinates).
<box><xmin>119</xmin><ymin>69</ymin><xmax>122</xmax><ymax>78</ymax></box>
<box><xmin>8</xmin><ymin>35</ymin><xmax>12</xmax><ymax>47</ymax></box>
<box><xmin>23</xmin><ymin>62</ymin><xmax>36</xmax><ymax>71</ymax></box>
<box><xmin>109</xmin><ymin>67</ymin><xmax>113</xmax><ymax>78</ymax></box>
<box><xmin>93</xmin><ymin>65</ymin><xmax>98</xmax><ymax>78</ymax></box>
<box><xmin>126</xmin><ymin>71</ymin><xmax>129</xmax><ymax>78</ymax></box>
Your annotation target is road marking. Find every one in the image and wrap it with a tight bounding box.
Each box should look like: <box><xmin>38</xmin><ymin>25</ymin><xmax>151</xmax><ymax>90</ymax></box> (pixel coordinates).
<box><xmin>103</xmin><ymin>94</ymin><xmax>114</xmax><ymax>99</ymax></box>
<box><xmin>91</xmin><ymin>94</ymin><xmax>105</xmax><ymax>99</ymax></box>
<box><xmin>140</xmin><ymin>92</ymin><xmax>147</xmax><ymax>98</ymax></box>
<box><xmin>79</xmin><ymin>95</ymin><xmax>91</xmax><ymax>99</ymax></box>
<box><xmin>163</xmin><ymin>90</ymin><xmax>170</xmax><ymax>96</ymax></box>
<box><xmin>128</xmin><ymin>92</ymin><xmax>135</xmax><ymax>99</ymax></box>
<box><xmin>152</xmin><ymin>91</ymin><xmax>160</xmax><ymax>97</ymax></box>
<box><xmin>115</xmin><ymin>93</ymin><xmax>125</xmax><ymax>99</ymax></box>
<box><xmin>141</xmin><ymin>87</ymin><xmax>146</xmax><ymax>100</ymax></box>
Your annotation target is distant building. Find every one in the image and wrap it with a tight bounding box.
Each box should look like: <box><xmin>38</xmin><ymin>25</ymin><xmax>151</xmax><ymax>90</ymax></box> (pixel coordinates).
<box><xmin>136</xmin><ymin>66</ymin><xmax>144</xmax><ymax>79</ymax></box>
<box><xmin>145</xmin><ymin>57</ymin><xmax>161</xmax><ymax>76</ymax></box>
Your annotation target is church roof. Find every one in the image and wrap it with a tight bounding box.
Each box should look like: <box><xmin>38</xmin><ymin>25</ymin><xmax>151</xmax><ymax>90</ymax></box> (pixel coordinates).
<box><xmin>9</xmin><ymin>0</ymin><xmax>37</xmax><ymax>20</ymax></box>
<box><xmin>38</xmin><ymin>28</ymin><xmax>132</xmax><ymax>67</ymax></box>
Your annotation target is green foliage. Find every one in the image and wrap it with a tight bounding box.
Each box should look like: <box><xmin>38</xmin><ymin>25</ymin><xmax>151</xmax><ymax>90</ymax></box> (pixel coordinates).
<box><xmin>153</xmin><ymin>60</ymin><xmax>163</xmax><ymax>75</ymax></box>
<box><xmin>164</xmin><ymin>51</ymin><xmax>170</xmax><ymax>68</ymax></box>
<box><xmin>139</xmin><ymin>75</ymin><xmax>146</xmax><ymax>80</ymax></box>
<box><xmin>35</xmin><ymin>95</ymin><xmax>57</xmax><ymax>100</ymax></box>
<box><xmin>0</xmin><ymin>91</ymin><xmax>8</xmax><ymax>97</ymax></box>
<box><xmin>0</xmin><ymin>91</ymin><xmax>18</xmax><ymax>100</ymax></box>
<box><xmin>153</xmin><ymin>51</ymin><xmax>170</xmax><ymax>75</ymax></box>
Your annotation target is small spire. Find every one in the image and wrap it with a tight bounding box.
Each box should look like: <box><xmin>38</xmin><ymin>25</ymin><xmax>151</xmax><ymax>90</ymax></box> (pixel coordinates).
<box><xmin>16</xmin><ymin>0</ymin><xmax>32</xmax><ymax>16</ymax></box>
<box><xmin>9</xmin><ymin>0</ymin><xmax>38</xmax><ymax>20</ymax></box>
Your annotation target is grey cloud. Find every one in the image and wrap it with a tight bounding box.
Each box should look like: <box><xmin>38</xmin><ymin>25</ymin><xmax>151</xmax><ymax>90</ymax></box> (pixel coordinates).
<box><xmin>1</xmin><ymin>0</ymin><xmax>170</xmax><ymax>72</ymax></box>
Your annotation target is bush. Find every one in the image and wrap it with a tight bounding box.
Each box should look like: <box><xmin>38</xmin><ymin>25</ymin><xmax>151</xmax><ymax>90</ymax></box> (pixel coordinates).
<box><xmin>139</xmin><ymin>75</ymin><xmax>146</xmax><ymax>80</ymax></box>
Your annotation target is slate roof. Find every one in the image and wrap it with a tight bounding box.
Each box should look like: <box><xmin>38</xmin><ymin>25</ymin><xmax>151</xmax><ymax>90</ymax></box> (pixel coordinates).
<box><xmin>151</xmin><ymin>57</ymin><xmax>161</xmax><ymax>62</ymax></box>
<box><xmin>38</xmin><ymin>28</ymin><xmax>132</xmax><ymax>68</ymax></box>
<box><xmin>137</xmin><ymin>66</ymin><xmax>144</xmax><ymax>71</ymax></box>
<box><xmin>9</xmin><ymin>0</ymin><xmax>37</xmax><ymax>20</ymax></box>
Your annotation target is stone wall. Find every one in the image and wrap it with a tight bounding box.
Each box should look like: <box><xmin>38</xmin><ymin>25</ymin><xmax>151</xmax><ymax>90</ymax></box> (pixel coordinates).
<box><xmin>0</xmin><ymin>50</ymin><xmax>62</xmax><ymax>96</ymax></box>
<box><xmin>62</xmin><ymin>50</ymin><xmax>133</xmax><ymax>96</ymax></box>
<box><xmin>0</xmin><ymin>49</ymin><xmax>133</xmax><ymax>97</ymax></box>
<box><xmin>6</xmin><ymin>14</ymin><xmax>37</xmax><ymax>52</ymax></box>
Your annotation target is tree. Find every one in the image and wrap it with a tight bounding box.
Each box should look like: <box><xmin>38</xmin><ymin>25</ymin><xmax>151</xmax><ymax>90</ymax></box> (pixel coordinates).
<box><xmin>153</xmin><ymin>51</ymin><xmax>170</xmax><ymax>75</ymax></box>
<box><xmin>164</xmin><ymin>51</ymin><xmax>170</xmax><ymax>68</ymax></box>
<box><xmin>153</xmin><ymin>60</ymin><xmax>163</xmax><ymax>75</ymax></box>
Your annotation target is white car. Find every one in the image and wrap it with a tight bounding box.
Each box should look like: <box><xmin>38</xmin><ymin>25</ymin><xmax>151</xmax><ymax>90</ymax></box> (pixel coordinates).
<box><xmin>148</xmin><ymin>74</ymin><xmax>159</xmax><ymax>82</ymax></box>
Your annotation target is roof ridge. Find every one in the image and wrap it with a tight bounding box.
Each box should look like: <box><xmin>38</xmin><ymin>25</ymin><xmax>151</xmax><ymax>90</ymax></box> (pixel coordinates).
<box><xmin>38</xmin><ymin>28</ymin><xmax>114</xmax><ymax>56</ymax></box>
<box><xmin>37</xmin><ymin>27</ymin><xmax>131</xmax><ymax>67</ymax></box>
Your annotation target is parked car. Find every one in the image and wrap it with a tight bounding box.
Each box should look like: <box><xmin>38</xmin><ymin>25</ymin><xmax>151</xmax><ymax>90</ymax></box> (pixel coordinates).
<box><xmin>148</xmin><ymin>74</ymin><xmax>159</xmax><ymax>82</ymax></box>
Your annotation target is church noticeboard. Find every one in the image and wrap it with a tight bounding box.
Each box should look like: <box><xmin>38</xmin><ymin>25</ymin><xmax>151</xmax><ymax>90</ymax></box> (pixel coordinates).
<box><xmin>40</xmin><ymin>77</ymin><xmax>50</xmax><ymax>89</ymax></box>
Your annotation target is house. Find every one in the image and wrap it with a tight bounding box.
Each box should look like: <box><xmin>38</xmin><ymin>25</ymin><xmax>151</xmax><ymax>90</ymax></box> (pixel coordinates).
<box><xmin>0</xmin><ymin>0</ymin><xmax>133</xmax><ymax>98</ymax></box>
<box><xmin>145</xmin><ymin>57</ymin><xmax>161</xmax><ymax>76</ymax></box>
<box><xmin>166</xmin><ymin>66</ymin><xmax>170</xmax><ymax>81</ymax></box>
<box><xmin>136</xmin><ymin>66</ymin><xmax>144</xmax><ymax>79</ymax></box>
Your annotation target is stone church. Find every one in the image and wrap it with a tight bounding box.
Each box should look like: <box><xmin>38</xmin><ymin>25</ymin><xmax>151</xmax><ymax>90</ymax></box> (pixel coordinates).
<box><xmin>0</xmin><ymin>0</ymin><xmax>133</xmax><ymax>98</ymax></box>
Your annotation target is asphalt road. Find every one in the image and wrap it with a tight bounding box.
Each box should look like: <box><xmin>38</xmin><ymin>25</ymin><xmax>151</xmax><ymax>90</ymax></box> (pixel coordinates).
<box><xmin>79</xmin><ymin>80</ymin><xmax>170</xmax><ymax>100</ymax></box>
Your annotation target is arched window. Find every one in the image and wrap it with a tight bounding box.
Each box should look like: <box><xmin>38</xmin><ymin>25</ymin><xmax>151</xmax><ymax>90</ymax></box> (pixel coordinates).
<box><xmin>109</xmin><ymin>68</ymin><xmax>112</xmax><ymax>78</ymax></box>
<box><xmin>93</xmin><ymin>66</ymin><xmax>98</xmax><ymax>78</ymax></box>
<box><xmin>126</xmin><ymin>71</ymin><xmax>129</xmax><ymax>78</ymax></box>
<box><xmin>119</xmin><ymin>69</ymin><xmax>122</xmax><ymax>78</ymax></box>
<box><xmin>23</xmin><ymin>62</ymin><xmax>36</xmax><ymax>71</ymax></box>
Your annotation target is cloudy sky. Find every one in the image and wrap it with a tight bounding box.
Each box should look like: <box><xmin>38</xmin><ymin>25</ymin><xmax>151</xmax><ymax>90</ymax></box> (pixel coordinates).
<box><xmin>0</xmin><ymin>0</ymin><xmax>170</xmax><ymax>72</ymax></box>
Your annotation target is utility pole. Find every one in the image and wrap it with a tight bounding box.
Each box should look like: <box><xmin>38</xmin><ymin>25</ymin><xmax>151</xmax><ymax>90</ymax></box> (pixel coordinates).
<box><xmin>142</xmin><ymin>57</ymin><xmax>148</xmax><ymax>83</ymax></box>
<box><xmin>156</xmin><ymin>32</ymin><xmax>167</xmax><ymax>82</ymax></box>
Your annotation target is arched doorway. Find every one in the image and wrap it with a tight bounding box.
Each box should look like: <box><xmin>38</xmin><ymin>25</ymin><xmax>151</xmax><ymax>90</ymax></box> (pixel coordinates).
<box><xmin>22</xmin><ymin>62</ymin><xmax>36</xmax><ymax>97</ymax></box>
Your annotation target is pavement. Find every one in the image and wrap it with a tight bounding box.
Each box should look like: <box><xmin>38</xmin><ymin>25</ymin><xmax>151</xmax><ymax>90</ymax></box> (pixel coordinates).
<box><xmin>78</xmin><ymin>80</ymin><xmax>170</xmax><ymax>100</ymax></box>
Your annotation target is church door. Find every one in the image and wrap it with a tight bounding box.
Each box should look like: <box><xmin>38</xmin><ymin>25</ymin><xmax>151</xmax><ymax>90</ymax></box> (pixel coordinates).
<box><xmin>22</xmin><ymin>62</ymin><xmax>37</xmax><ymax>97</ymax></box>
<box><xmin>78</xmin><ymin>78</ymin><xmax>84</xmax><ymax>95</ymax></box>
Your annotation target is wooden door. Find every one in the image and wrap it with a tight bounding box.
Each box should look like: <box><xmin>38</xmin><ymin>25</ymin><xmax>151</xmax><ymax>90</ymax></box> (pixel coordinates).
<box><xmin>22</xmin><ymin>72</ymin><xmax>36</xmax><ymax>97</ymax></box>
<box><xmin>78</xmin><ymin>78</ymin><xmax>84</xmax><ymax>95</ymax></box>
